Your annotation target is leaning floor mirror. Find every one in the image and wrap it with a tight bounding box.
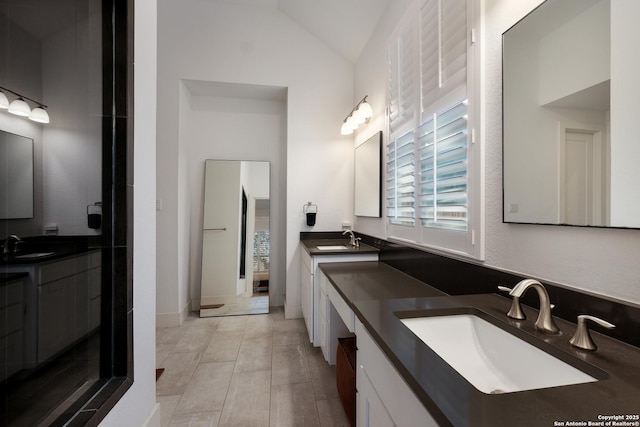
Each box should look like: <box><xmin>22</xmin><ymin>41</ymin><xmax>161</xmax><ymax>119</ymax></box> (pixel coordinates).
<box><xmin>200</xmin><ymin>160</ymin><xmax>270</xmax><ymax>317</ymax></box>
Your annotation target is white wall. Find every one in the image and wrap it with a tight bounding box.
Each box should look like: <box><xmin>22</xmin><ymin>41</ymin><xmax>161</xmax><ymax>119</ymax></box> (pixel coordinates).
<box><xmin>0</xmin><ymin>3</ymin><xmax>103</xmax><ymax>237</ymax></box>
<box><xmin>99</xmin><ymin>0</ymin><xmax>159</xmax><ymax>425</ymax></box>
<box><xmin>0</xmin><ymin>14</ymin><xmax>44</xmax><ymax>237</ymax></box>
<box><xmin>42</xmin><ymin>7</ymin><xmax>102</xmax><ymax>236</ymax></box>
<box><xmin>609</xmin><ymin>0</ymin><xmax>640</xmax><ymax>226</ymax></box>
<box><xmin>157</xmin><ymin>0</ymin><xmax>356</xmax><ymax>322</ymax></box>
<box><xmin>354</xmin><ymin>0</ymin><xmax>640</xmax><ymax>305</ymax></box>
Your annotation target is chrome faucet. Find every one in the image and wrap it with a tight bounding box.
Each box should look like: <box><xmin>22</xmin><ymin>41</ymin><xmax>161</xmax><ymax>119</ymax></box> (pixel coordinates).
<box><xmin>507</xmin><ymin>279</ymin><xmax>560</xmax><ymax>334</ymax></box>
<box><xmin>2</xmin><ymin>234</ymin><xmax>22</xmax><ymax>255</ymax></box>
<box><xmin>569</xmin><ymin>315</ymin><xmax>615</xmax><ymax>351</ymax></box>
<box><xmin>342</xmin><ymin>230</ymin><xmax>361</xmax><ymax>248</ymax></box>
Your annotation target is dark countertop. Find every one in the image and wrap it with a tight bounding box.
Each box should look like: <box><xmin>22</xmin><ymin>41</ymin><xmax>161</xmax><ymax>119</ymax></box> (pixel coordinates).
<box><xmin>319</xmin><ymin>261</ymin><xmax>640</xmax><ymax>427</ymax></box>
<box><xmin>0</xmin><ymin>249</ymin><xmax>87</xmax><ymax>266</ymax></box>
<box><xmin>300</xmin><ymin>238</ymin><xmax>379</xmax><ymax>256</ymax></box>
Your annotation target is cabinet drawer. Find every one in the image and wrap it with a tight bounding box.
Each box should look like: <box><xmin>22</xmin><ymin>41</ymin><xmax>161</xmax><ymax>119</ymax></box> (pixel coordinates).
<box><xmin>301</xmin><ymin>249</ymin><xmax>312</xmax><ymax>272</ymax></box>
<box><xmin>37</xmin><ymin>255</ymin><xmax>86</xmax><ymax>285</ymax></box>
<box><xmin>0</xmin><ymin>303</ymin><xmax>24</xmax><ymax>336</ymax></box>
<box><xmin>328</xmin><ymin>285</ymin><xmax>355</xmax><ymax>333</ymax></box>
<box><xmin>319</xmin><ymin>288</ymin><xmax>328</xmax><ymax>321</ymax></box>
<box><xmin>0</xmin><ymin>331</ymin><xmax>23</xmax><ymax>381</ymax></box>
<box><xmin>0</xmin><ymin>280</ymin><xmax>23</xmax><ymax>308</ymax></box>
<box><xmin>88</xmin><ymin>267</ymin><xmax>102</xmax><ymax>298</ymax></box>
<box><xmin>356</xmin><ymin>320</ymin><xmax>438</xmax><ymax>426</ymax></box>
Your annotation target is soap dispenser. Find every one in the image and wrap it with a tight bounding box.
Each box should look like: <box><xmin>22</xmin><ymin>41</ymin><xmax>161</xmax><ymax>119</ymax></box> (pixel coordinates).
<box><xmin>303</xmin><ymin>202</ymin><xmax>317</xmax><ymax>226</ymax></box>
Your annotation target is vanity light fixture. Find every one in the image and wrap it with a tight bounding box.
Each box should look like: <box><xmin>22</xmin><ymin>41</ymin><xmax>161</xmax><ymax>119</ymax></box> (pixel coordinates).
<box><xmin>0</xmin><ymin>91</ymin><xmax>9</xmax><ymax>109</ymax></box>
<box><xmin>0</xmin><ymin>86</ymin><xmax>50</xmax><ymax>124</ymax></box>
<box><xmin>341</xmin><ymin>95</ymin><xmax>373</xmax><ymax>135</ymax></box>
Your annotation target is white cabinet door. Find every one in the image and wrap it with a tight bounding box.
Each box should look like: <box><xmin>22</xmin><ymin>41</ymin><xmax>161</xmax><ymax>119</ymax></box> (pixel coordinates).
<box><xmin>38</xmin><ymin>279</ymin><xmax>71</xmax><ymax>362</ymax></box>
<box><xmin>300</xmin><ymin>255</ymin><xmax>314</xmax><ymax>342</ymax></box>
<box><xmin>356</xmin><ymin>320</ymin><xmax>439</xmax><ymax>427</ymax></box>
<box><xmin>357</xmin><ymin>369</ymin><xmax>396</xmax><ymax>427</ymax></box>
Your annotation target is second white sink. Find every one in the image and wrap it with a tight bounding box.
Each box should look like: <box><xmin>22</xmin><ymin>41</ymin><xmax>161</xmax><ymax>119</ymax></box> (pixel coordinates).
<box><xmin>400</xmin><ymin>313</ymin><xmax>598</xmax><ymax>394</ymax></box>
<box><xmin>316</xmin><ymin>245</ymin><xmax>348</xmax><ymax>250</ymax></box>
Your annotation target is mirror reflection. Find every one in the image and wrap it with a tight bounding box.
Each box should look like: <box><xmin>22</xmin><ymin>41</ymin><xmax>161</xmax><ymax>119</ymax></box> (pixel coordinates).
<box><xmin>200</xmin><ymin>160</ymin><xmax>270</xmax><ymax>317</ymax></box>
<box><xmin>501</xmin><ymin>0</ymin><xmax>640</xmax><ymax>227</ymax></box>
<box><xmin>0</xmin><ymin>0</ymin><xmax>123</xmax><ymax>424</ymax></box>
<box><xmin>0</xmin><ymin>131</ymin><xmax>34</xmax><ymax>219</ymax></box>
<box><xmin>354</xmin><ymin>131</ymin><xmax>382</xmax><ymax>217</ymax></box>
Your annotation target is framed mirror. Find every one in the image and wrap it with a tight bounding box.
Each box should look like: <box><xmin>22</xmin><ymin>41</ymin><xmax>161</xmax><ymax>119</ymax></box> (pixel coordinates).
<box><xmin>0</xmin><ymin>131</ymin><xmax>34</xmax><ymax>219</ymax></box>
<box><xmin>200</xmin><ymin>160</ymin><xmax>270</xmax><ymax>317</ymax></box>
<box><xmin>502</xmin><ymin>0</ymin><xmax>640</xmax><ymax>228</ymax></box>
<box><xmin>355</xmin><ymin>131</ymin><xmax>382</xmax><ymax>217</ymax></box>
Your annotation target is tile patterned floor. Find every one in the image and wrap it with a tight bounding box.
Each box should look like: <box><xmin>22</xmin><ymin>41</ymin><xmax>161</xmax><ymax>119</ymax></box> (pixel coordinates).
<box><xmin>156</xmin><ymin>307</ymin><xmax>350</xmax><ymax>427</ymax></box>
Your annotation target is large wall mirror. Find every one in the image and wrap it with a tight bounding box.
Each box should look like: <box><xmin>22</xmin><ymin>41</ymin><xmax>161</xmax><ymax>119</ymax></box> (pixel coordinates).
<box><xmin>503</xmin><ymin>0</ymin><xmax>640</xmax><ymax>228</ymax></box>
<box><xmin>354</xmin><ymin>131</ymin><xmax>382</xmax><ymax>217</ymax></box>
<box><xmin>0</xmin><ymin>131</ymin><xmax>33</xmax><ymax>219</ymax></box>
<box><xmin>200</xmin><ymin>160</ymin><xmax>270</xmax><ymax>317</ymax></box>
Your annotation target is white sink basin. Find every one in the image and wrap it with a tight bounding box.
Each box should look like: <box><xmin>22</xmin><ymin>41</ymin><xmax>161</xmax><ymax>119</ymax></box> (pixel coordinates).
<box><xmin>400</xmin><ymin>314</ymin><xmax>598</xmax><ymax>394</ymax></box>
<box><xmin>316</xmin><ymin>245</ymin><xmax>349</xmax><ymax>250</ymax></box>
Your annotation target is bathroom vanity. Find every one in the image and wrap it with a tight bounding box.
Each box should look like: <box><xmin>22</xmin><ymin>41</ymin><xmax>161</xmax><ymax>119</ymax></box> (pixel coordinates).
<box><xmin>318</xmin><ymin>261</ymin><xmax>640</xmax><ymax>427</ymax></box>
<box><xmin>299</xmin><ymin>238</ymin><xmax>377</xmax><ymax>346</ymax></box>
<box><xmin>1</xmin><ymin>249</ymin><xmax>101</xmax><ymax>370</ymax></box>
<box><xmin>0</xmin><ymin>273</ymin><xmax>26</xmax><ymax>381</ymax></box>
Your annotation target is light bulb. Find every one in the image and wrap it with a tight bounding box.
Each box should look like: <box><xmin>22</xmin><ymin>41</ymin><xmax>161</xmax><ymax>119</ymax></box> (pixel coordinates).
<box><xmin>341</xmin><ymin>121</ymin><xmax>354</xmax><ymax>135</ymax></box>
<box><xmin>29</xmin><ymin>107</ymin><xmax>50</xmax><ymax>123</ymax></box>
<box><xmin>8</xmin><ymin>98</ymin><xmax>31</xmax><ymax>116</ymax></box>
<box><xmin>0</xmin><ymin>92</ymin><xmax>8</xmax><ymax>109</ymax></box>
<box><xmin>357</xmin><ymin>101</ymin><xmax>373</xmax><ymax>119</ymax></box>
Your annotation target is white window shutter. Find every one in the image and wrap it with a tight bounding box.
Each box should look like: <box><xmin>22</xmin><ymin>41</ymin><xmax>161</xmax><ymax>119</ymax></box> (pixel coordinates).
<box><xmin>388</xmin><ymin>12</ymin><xmax>418</xmax><ymax>135</ymax></box>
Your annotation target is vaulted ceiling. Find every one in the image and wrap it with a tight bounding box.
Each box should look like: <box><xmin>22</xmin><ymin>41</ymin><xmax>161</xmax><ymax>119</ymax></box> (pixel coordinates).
<box><xmin>5</xmin><ymin>0</ymin><xmax>392</xmax><ymax>63</ymax></box>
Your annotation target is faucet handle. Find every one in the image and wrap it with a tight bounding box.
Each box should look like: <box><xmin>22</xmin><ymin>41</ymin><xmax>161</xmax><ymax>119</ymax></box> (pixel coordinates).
<box><xmin>498</xmin><ymin>286</ymin><xmax>526</xmax><ymax>320</ymax></box>
<box><xmin>569</xmin><ymin>315</ymin><xmax>615</xmax><ymax>351</ymax></box>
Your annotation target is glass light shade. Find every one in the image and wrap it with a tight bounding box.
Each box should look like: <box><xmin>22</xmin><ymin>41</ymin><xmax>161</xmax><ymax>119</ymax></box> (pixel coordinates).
<box><xmin>357</xmin><ymin>101</ymin><xmax>373</xmax><ymax>119</ymax></box>
<box><xmin>340</xmin><ymin>121</ymin><xmax>354</xmax><ymax>135</ymax></box>
<box><xmin>8</xmin><ymin>98</ymin><xmax>31</xmax><ymax>116</ymax></box>
<box><xmin>29</xmin><ymin>107</ymin><xmax>50</xmax><ymax>123</ymax></box>
<box><xmin>352</xmin><ymin>112</ymin><xmax>366</xmax><ymax>125</ymax></box>
<box><xmin>0</xmin><ymin>92</ymin><xmax>8</xmax><ymax>109</ymax></box>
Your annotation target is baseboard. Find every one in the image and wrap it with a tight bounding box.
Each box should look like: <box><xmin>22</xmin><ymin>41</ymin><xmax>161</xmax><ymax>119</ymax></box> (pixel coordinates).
<box><xmin>141</xmin><ymin>403</ymin><xmax>161</xmax><ymax>427</ymax></box>
<box><xmin>284</xmin><ymin>298</ymin><xmax>302</xmax><ymax>319</ymax></box>
<box><xmin>156</xmin><ymin>302</ymin><xmax>191</xmax><ymax>328</ymax></box>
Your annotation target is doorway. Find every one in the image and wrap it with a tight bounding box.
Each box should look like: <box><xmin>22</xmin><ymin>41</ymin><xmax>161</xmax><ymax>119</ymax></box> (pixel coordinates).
<box><xmin>558</xmin><ymin>123</ymin><xmax>608</xmax><ymax>225</ymax></box>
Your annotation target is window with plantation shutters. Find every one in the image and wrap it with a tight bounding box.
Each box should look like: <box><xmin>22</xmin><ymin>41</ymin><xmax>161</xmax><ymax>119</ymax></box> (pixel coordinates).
<box><xmin>418</xmin><ymin>100</ymin><xmax>468</xmax><ymax>231</ymax></box>
<box><xmin>386</xmin><ymin>0</ymin><xmax>482</xmax><ymax>259</ymax></box>
<box><xmin>387</xmin><ymin>130</ymin><xmax>416</xmax><ymax>226</ymax></box>
<box><xmin>388</xmin><ymin>13</ymin><xmax>418</xmax><ymax>135</ymax></box>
